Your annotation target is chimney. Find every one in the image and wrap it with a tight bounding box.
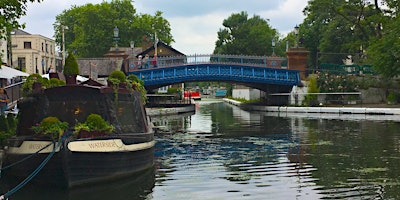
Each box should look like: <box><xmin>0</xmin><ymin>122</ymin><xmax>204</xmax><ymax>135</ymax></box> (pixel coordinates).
<box><xmin>142</xmin><ymin>35</ymin><xmax>152</xmax><ymax>51</ymax></box>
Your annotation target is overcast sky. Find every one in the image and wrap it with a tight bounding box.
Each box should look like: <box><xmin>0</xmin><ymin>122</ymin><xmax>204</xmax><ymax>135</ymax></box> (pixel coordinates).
<box><xmin>20</xmin><ymin>0</ymin><xmax>308</xmax><ymax>55</ymax></box>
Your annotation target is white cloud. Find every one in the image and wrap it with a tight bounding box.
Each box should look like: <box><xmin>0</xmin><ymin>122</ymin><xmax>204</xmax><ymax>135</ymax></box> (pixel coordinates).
<box><xmin>260</xmin><ymin>0</ymin><xmax>308</xmax><ymax>36</ymax></box>
<box><xmin>18</xmin><ymin>0</ymin><xmax>308</xmax><ymax>55</ymax></box>
<box><xmin>169</xmin><ymin>12</ymin><xmax>229</xmax><ymax>55</ymax></box>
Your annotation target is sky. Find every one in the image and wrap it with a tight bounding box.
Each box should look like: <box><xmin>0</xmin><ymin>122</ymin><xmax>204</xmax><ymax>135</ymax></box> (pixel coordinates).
<box><xmin>20</xmin><ymin>0</ymin><xmax>309</xmax><ymax>55</ymax></box>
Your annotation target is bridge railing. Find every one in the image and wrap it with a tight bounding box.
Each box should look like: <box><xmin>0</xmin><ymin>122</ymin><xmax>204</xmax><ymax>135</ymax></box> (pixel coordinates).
<box><xmin>134</xmin><ymin>54</ymin><xmax>286</xmax><ymax>70</ymax></box>
<box><xmin>4</xmin><ymin>81</ymin><xmax>24</xmax><ymax>109</ymax></box>
<box><xmin>130</xmin><ymin>64</ymin><xmax>300</xmax><ymax>87</ymax></box>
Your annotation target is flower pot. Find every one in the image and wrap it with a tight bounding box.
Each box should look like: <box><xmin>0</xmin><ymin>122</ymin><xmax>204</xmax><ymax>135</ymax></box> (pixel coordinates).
<box><xmin>32</xmin><ymin>82</ymin><xmax>43</xmax><ymax>93</ymax></box>
<box><xmin>65</xmin><ymin>74</ymin><xmax>77</xmax><ymax>85</ymax></box>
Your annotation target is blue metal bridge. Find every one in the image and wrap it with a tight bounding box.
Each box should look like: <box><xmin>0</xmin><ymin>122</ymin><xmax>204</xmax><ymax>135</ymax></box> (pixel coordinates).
<box><xmin>127</xmin><ymin>54</ymin><xmax>301</xmax><ymax>91</ymax></box>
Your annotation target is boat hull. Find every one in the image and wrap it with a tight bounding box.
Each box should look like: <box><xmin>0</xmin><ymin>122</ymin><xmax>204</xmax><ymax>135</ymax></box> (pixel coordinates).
<box><xmin>2</xmin><ymin>138</ymin><xmax>155</xmax><ymax>188</ymax></box>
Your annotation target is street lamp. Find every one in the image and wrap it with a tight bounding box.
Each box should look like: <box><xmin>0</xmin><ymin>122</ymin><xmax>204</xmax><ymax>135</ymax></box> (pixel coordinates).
<box><xmin>294</xmin><ymin>24</ymin><xmax>299</xmax><ymax>48</ymax></box>
<box><xmin>62</xmin><ymin>25</ymin><xmax>68</xmax><ymax>67</ymax></box>
<box><xmin>113</xmin><ymin>26</ymin><xmax>119</xmax><ymax>50</ymax></box>
<box><xmin>271</xmin><ymin>38</ymin><xmax>276</xmax><ymax>56</ymax></box>
<box><xmin>130</xmin><ymin>40</ymin><xmax>135</xmax><ymax>55</ymax></box>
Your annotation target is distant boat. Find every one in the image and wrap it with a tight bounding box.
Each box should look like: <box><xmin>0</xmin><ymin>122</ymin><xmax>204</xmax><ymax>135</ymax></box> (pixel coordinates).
<box><xmin>215</xmin><ymin>89</ymin><xmax>227</xmax><ymax>98</ymax></box>
<box><xmin>1</xmin><ymin>81</ymin><xmax>154</xmax><ymax>188</ymax></box>
<box><xmin>184</xmin><ymin>91</ymin><xmax>201</xmax><ymax>100</ymax></box>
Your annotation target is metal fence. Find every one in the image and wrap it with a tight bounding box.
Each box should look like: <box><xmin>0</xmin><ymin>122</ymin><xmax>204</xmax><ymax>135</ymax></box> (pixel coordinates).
<box><xmin>4</xmin><ymin>81</ymin><xmax>24</xmax><ymax>109</ymax></box>
<box><xmin>132</xmin><ymin>54</ymin><xmax>286</xmax><ymax>70</ymax></box>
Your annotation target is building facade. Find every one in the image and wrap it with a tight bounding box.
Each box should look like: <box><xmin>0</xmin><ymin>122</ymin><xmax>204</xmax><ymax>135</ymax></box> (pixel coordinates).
<box><xmin>0</xmin><ymin>38</ymin><xmax>7</xmax><ymax>64</ymax></box>
<box><xmin>10</xmin><ymin>29</ymin><xmax>60</xmax><ymax>74</ymax></box>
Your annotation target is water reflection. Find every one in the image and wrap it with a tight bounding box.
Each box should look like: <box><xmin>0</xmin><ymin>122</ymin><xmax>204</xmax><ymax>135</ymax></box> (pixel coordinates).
<box><xmin>3</xmin><ymin>100</ymin><xmax>400</xmax><ymax>199</ymax></box>
<box><xmin>152</xmin><ymin>101</ymin><xmax>400</xmax><ymax>199</ymax></box>
<box><xmin>1</xmin><ymin>167</ymin><xmax>155</xmax><ymax>200</ymax></box>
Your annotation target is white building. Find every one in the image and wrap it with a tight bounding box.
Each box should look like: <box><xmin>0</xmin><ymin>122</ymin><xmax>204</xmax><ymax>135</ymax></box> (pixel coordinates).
<box><xmin>232</xmin><ymin>84</ymin><xmax>265</xmax><ymax>101</ymax></box>
<box><xmin>10</xmin><ymin>29</ymin><xmax>59</xmax><ymax>74</ymax></box>
<box><xmin>0</xmin><ymin>38</ymin><xmax>7</xmax><ymax>64</ymax></box>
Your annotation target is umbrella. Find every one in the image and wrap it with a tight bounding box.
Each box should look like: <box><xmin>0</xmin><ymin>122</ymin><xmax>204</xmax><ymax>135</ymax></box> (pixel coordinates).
<box><xmin>0</xmin><ymin>65</ymin><xmax>29</xmax><ymax>79</ymax></box>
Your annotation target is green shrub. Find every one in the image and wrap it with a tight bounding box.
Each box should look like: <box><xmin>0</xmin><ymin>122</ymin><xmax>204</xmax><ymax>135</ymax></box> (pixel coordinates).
<box><xmin>109</xmin><ymin>70</ymin><xmax>126</xmax><ymax>82</ymax></box>
<box><xmin>63</xmin><ymin>52</ymin><xmax>79</xmax><ymax>76</ymax></box>
<box><xmin>49</xmin><ymin>78</ymin><xmax>66</xmax><ymax>87</ymax></box>
<box><xmin>167</xmin><ymin>87</ymin><xmax>182</xmax><ymax>94</ymax></box>
<box><xmin>74</xmin><ymin>114</ymin><xmax>114</xmax><ymax>134</ymax></box>
<box><xmin>387</xmin><ymin>92</ymin><xmax>397</xmax><ymax>104</ymax></box>
<box><xmin>21</xmin><ymin>74</ymin><xmax>66</xmax><ymax>96</ymax></box>
<box><xmin>304</xmin><ymin>75</ymin><xmax>319</xmax><ymax>106</ymax></box>
<box><xmin>126</xmin><ymin>74</ymin><xmax>142</xmax><ymax>84</ymax></box>
<box><xmin>6</xmin><ymin>113</ymin><xmax>17</xmax><ymax>130</ymax></box>
<box><xmin>0</xmin><ymin>115</ymin><xmax>9</xmax><ymax>133</ymax></box>
<box><xmin>21</xmin><ymin>74</ymin><xmax>49</xmax><ymax>96</ymax></box>
<box><xmin>31</xmin><ymin>116</ymin><xmax>69</xmax><ymax>138</ymax></box>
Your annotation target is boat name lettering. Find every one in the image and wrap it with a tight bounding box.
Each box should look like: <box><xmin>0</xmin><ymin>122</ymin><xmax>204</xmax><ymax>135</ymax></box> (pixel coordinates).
<box><xmin>88</xmin><ymin>141</ymin><xmax>117</xmax><ymax>149</ymax></box>
<box><xmin>29</xmin><ymin>144</ymin><xmax>47</xmax><ymax>150</ymax></box>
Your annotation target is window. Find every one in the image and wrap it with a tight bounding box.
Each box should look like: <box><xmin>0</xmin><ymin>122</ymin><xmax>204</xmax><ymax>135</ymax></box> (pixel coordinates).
<box><xmin>17</xmin><ymin>57</ymin><xmax>26</xmax><ymax>71</ymax></box>
<box><xmin>24</xmin><ymin>42</ymin><xmax>32</xmax><ymax>49</ymax></box>
<box><xmin>42</xmin><ymin>43</ymin><xmax>44</xmax><ymax>51</ymax></box>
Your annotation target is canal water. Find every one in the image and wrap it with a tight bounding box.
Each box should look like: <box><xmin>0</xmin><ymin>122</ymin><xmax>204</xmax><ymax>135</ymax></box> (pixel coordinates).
<box><xmin>3</xmin><ymin>99</ymin><xmax>400</xmax><ymax>199</ymax></box>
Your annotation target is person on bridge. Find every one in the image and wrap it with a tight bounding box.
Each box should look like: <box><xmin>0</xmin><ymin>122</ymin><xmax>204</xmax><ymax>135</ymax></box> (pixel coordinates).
<box><xmin>0</xmin><ymin>88</ymin><xmax>9</xmax><ymax>115</ymax></box>
<box><xmin>137</xmin><ymin>55</ymin><xmax>143</xmax><ymax>69</ymax></box>
<box><xmin>143</xmin><ymin>54</ymin><xmax>150</xmax><ymax>69</ymax></box>
<box><xmin>152</xmin><ymin>53</ymin><xmax>157</xmax><ymax>68</ymax></box>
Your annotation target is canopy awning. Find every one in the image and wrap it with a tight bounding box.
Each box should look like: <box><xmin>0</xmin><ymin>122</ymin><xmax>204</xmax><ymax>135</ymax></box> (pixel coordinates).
<box><xmin>0</xmin><ymin>65</ymin><xmax>29</xmax><ymax>79</ymax></box>
<box><xmin>42</xmin><ymin>74</ymin><xmax>89</xmax><ymax>82</ymax></box>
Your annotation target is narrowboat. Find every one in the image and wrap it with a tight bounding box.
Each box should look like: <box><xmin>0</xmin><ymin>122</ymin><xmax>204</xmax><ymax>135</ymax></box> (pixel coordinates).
<box><xmin>1</xmin><ymin>82</ymin><xmax>155</xmax><ymax>188</ymax></box>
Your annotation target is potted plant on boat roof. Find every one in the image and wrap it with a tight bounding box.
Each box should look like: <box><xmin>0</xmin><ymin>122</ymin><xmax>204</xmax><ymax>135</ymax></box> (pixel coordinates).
<box><xmin>31</xmin><ymin>116</ymin><xmax>69</xmax><ymax>139</ymax></box>
<box><xmin>73</xmin><ymin>114</ymin><xmax>114</xmax><ymax>138</ymax></box>
<box><xmin>108</xmin><ymin>70</ymin><xmax>126</xmax><ymax>88</ymax></box>
<box><xmin>63</xmin><ymin>51</ymin><xmax>79</xmax><ymax>85</ymax></box>
<box><xmin>126</xmin><ymin>74</ymin><xmax>147</xmax><ymax>105</ymax></box>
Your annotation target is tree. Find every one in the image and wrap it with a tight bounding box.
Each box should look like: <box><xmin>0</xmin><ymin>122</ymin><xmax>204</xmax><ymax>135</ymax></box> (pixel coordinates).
<box><xmin>213</xmin><ymin>11</ymin><xmax>279</xmax><ymax>56</ymax></box>
<box><xmin>0</xmin><ymin>0</ymin><xmax>42</xmax><ymax>39</ymax></box>
<box><xmin>63</xmin><ymin>51</ymin><xmax>79</xmax><ymax>76</ymax></box>
<box><xmin>301</xmin><ymin>0</ymin><xmax>386</xmax><ymax>68</ymax></box>
<box><xmin>54</xmin><ymin>0</ymin><xmax>173</xmax><ymax>58</ymax></box>
<box><xmin>0</xmin><ymin>0</ymin><xmax>43</xmax><ymax>61</ymax></box>
<box><xmin>367</xmin><ymin>16</ymin><xmax>400</xmax><ymax>82</ymax></box>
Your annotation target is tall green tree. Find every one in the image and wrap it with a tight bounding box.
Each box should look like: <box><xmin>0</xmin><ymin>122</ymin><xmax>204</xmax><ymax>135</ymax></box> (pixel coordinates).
<box><xmin>368</xmin><ymin>16</ymin><xmax>400</xmax><ymax>81</ymax></box>
<box><xmin>366</xmin><ymin>1</ymin><xmax>400</xmax><ymax>81</ymax></box>
<box><xmin>301</xmin><ymin>0</ymin><xmax>386</xmax><ymax>68</ymax></box>
<box><xmin>54</xmin><ymin>0</ymin><xmax>173</xmax><ymax>58</ymax></box>
<box><xmin>0</xmin><ymin>0</ymin><xmax>43</xmax><ymax>39</ymax></box>
<box><xmin>213</xmin><ymin>11</ymin><xmax>279</xmax><ymax>56</ymax></box>
<box><xmin>0</xmin><ymin>0</ymin><xmax>43</xmax><ymax>61</ymax></box>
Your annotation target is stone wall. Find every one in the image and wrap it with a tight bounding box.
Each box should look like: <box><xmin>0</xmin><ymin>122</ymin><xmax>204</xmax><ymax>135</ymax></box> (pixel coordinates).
<box><xmin>360</xmin><ymin>88</ymin><xmax>386</xmax><ymax>104</ymax></box>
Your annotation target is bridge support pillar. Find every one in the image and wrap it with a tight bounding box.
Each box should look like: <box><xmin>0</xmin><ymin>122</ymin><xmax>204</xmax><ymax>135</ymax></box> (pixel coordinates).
<box><xmin>286</xmin><ymin>47</ymin><xmax>309</xmax><ymax>80</ymax></box>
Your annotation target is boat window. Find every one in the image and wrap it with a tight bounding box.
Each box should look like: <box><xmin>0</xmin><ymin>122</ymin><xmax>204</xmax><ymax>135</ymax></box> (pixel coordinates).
<box><xmin>109</xmin><ymin>92</ymin><xmax>147</xmax><ymax>134</ymax></box>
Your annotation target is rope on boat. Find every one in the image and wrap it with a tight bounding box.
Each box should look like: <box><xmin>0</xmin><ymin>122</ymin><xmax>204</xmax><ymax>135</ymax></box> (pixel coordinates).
<box><xmin>0</xmin><ymin>142</ymin><xmax>53</xmax><ymax>171</ymax></box>
<box><xmin>0</xmin><ymin>131</ymin><xmax>70</xmax><ymax>200</ymax></box>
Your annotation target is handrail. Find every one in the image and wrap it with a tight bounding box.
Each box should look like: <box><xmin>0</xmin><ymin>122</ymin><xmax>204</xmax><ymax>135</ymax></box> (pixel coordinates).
<box><xmin>128</xmin><ymin>64</ymin><xmax>300</xmax><ymax>87</ymax></box>
<box><xmin>4</xmin><ymin>81</ymin><xmax>24</xmax><ymax>109</ymax></box>
<box><xmin>129</xmin><ymin>54</ymin><xmax>287</xmax><ymax>70</ymax></box>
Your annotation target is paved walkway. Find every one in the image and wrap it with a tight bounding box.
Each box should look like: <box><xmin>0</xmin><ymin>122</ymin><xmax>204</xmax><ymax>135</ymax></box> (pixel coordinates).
<box><xmin>223</xmin><ymin>98</ymin><xmax>400</xmax><ymax>115</ymax></box>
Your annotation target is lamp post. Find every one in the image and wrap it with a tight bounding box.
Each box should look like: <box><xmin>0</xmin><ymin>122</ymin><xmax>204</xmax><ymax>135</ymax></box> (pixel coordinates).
<box><xmin>130</xmin><ymin>40</ymin><xmax>135</xmax><ymax>71</ymax></box>
<box><xmin>130</xmin><ymin>40</ymin><xmax>135</xmax><ymax>55</ymax></box>
<box><xmin>62</xmin><ymin>25</ymin><xmax>68</xmax><ymax>67</ymax></box>
<box><xmin>271</xmin><ymin>38</ymin><xmax>276</xmax><ymax>56</ymax></box>
<box><xmin>294</xmin><ymin>25</ymin><xmax>299</xmax><ymax>48</ymax></box>
<box><xmin>113</xmin><ymin>26</ymin><xmax>119</xmax><ymax>51</ymax></box>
